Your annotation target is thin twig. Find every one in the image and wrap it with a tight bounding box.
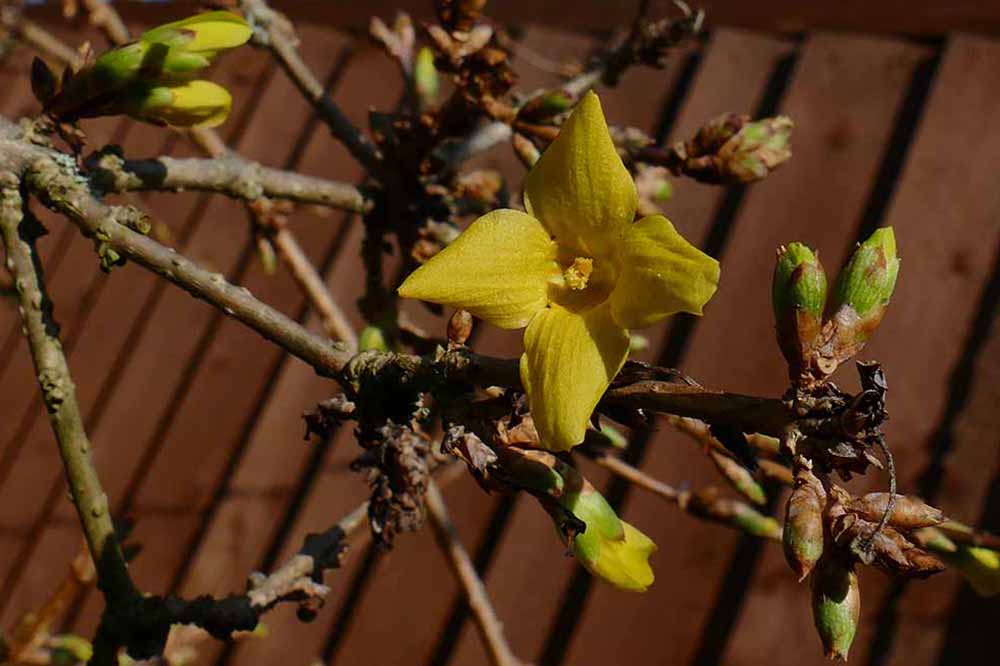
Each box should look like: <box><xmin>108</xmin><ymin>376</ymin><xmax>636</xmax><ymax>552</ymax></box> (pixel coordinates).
<box><xmin>79</xmin><ymin>0</ymin><xmax>130</xmax><ymax>46</ymax></box>
<box><xmin>271</xmin><ymin>227</ymin><xmax>358</xmax><ymax>349</ymax></box>
<box><xmin>1</xmin><ymin>6</ymin><xmax>83</xmax><ymax>68</ymax></box>
<box><xmin>425</xmin><ymin>480</ymin><xmax>522</xmax><ymax>666</ymax></box>
<box><xmin>0</xmin><ymin>182</ymin><xmax>138</xmax><ymax>609</ymax></box>
<box><xmin>585</xmin><ymin>448</ymin><xmax>782</xmax><ymax>540</ymax></box>
<box><xmin>89</xmin><ymin>152</ymin><xmax>370</xmax><ymax>213</ymax></box>
<box><xmin>241</xmin><ymin>0</ymin><xmax>383</xmax><ymax>175</ymax></box>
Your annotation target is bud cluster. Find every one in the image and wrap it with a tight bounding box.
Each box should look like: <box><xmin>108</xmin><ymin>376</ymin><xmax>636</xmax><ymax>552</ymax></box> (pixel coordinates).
<box><xmin>641</xmin><ymin>112</ymin><xmax>793</xmax><ymax>185</ymax></box>
<box><xmin>772</xmin><ymin>227</ymin><xmax>900</xmax><ymax>384</ymax></box>
<box><xmin>34</xmin><ymin>11</ymin><xmax>251</xmax><ymax>128</ymax></box>
<box><xmin>781</xmin><ymin>457</ymin><xmax>947</xmax><ymax>660</ymax></box>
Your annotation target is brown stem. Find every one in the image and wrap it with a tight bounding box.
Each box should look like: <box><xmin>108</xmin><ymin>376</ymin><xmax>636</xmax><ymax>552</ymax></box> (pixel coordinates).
<box><xmin>90</xmin><ymin>152</ymin><xmax>370</xmax><ymax>213</ymax></box>
<box><xmin>0</xmin><ymin>182</ymin><xmax>138</xmax><ymax>609</ymax></box>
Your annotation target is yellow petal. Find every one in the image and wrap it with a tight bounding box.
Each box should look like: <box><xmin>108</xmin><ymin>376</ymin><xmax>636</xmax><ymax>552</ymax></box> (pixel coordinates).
<box><xmin>142</xmin><ymin>11</ymin><xmax>252</xmax><ymax>54</ymax></box>
<box><xmin>520</xmin><ymin>303</ymin><xmax>629</xmax><ymax>451</ymax></box>
<box><xmin>398</xmin><ymin>209</ymin><xmax>559</xmax><ymax>329</ymax></box>
<box><xmin>123</xmin><ymin>80</ymin><xmax>233</xmax><ymax>128</ymax></box>
<box><xmin>610</xmin><ymin>214</ymin><xmax>720</xmax><ymax>329</ymax></box>
<box><xmin>524</xmin><ymin>91</ymin><xmax>637</xmax><ymax>256</ymax></box>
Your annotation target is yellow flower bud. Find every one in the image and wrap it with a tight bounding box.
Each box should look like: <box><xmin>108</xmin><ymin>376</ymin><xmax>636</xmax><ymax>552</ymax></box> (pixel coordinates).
<box><xmin>564</xmin><ymin>486</ymin><xmax>656</xmax><ymax>591</ymax></box>
<box><xmin>141</xmin><ymin>11</ymin><xmax>253</xmax><ymax>55</ymax></box>
<box><xmin>123</xmin><ymin>80</ymin><xmax>232</xmax><ymax>128</ymax></box>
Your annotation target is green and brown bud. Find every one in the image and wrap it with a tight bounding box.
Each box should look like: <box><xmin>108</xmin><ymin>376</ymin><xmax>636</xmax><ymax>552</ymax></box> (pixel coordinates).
<box><xmin>826</xmin><ymin>227</ymin><xmax>900</xmax><ymax>363</ymax></box>
<box><xmin>680</xmin><ymin>487</ymin><xmax>781</xmax><ymax>539</ymax></box>
<box><xmin>773</xmin><ymin>243</ymin><xmax>827</xmax><ymax>381</ymax></box>
<box><xmin>654</xmin><ymin>113</ymin><xmax>793</xmax><ymax>185</ymax></box>
<box><xmin>784</xmin><ymin>463</ymin><xmax>827</xmax><ymax>581</ymax></box>
<box><xmin>518</xmin><ymin>89</ymin><xmax>576</xmax><ymax>122</ymax></box>
<box><xmin>446</xmin><ymin>309</ymin><xmax>474</xmax><ymax>345</ymax></box>
<box><xmin>810</xmin><ymin>554</ymin><xmax>861</xmax><ymax>661</ymax></box>
<box><xmin>708</xmin><ymin>450</ymin><xmax>767</xmax><ymax>506</ymax></box>
<box><xmin>718</xmin><ymin>116</ymin><xmax>793</xmax><ymax>183</ymax></box>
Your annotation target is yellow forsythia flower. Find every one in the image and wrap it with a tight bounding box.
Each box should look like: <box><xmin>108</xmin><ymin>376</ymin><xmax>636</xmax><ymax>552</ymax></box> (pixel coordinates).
<box><xmin>123</xmin><ymin>80</ymin><xmax>232</xmax><ymax>129</ymax></box>
<box><xmin>399</xmin><ymin>91</ymin><xmax>720</xmax><ymax>450</ymax></box>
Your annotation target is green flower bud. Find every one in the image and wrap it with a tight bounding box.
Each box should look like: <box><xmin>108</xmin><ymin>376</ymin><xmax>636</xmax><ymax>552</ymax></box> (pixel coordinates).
<box><xmin>773</xmin><ymin>243</ymin><xmax>827</xmax><ymax>321</ymax></box>
<box><xmin>773</xmin><ymin>242</ymin><xmax>827</xmax><ymax>381</ymax></box>
<box><xmin>831</xmin><ymin>227</ymin><xmax>899</xmax><ymax>318</ymax></box>
<box><xmin>811</xmin><ymin>555</ymin><xmax>861</xmax><ymax>661</ymax></box>
<box><xmin>414</xmin><ymin>46</ymin><xmax>440</xmax><ymax>107</ymax></box>
<box><xmin>358</xmin><ymin>325</ymin><xmax>389</xmax><ymax>352</ymax></box>
<box><xmin>519</xmin><ymin>89</ymin><xmax>576</xmax><ymax>122</ymax></box>
<box><xmin>827</xmin><ymin>227</ymin><xmax>900</xmax><ymax>362</ymax></box>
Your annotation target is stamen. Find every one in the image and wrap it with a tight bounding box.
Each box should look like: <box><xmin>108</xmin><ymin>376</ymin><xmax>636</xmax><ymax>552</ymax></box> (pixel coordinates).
<box><xmin>563</xmin><ymin>257</ymin><xmax>594</xmax><ymax>291</ymax></box>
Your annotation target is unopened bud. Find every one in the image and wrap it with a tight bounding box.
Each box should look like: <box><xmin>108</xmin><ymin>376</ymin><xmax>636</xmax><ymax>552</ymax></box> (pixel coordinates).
<box><xmin>773</xmin><ymin>243</ymin><xmax>827</xmax><ymax>381</ymax></box>
<box><xmin>415</xmin><ymin>46</ymin><xmax>440</xmax><ymax>107</ymax></box>
<box><xmin>847</xmin><ymin>493</ymin><xmax>943</xmax><ymax>530</ymax></box>
<box><xmin>447</xmin><ymin>309</ymin><xmax>474</xmax><ymax>345</ymax></box>
<box><xmin>811</xmin><ymin>555</ymin><xmax>861</xmax><ymax>661</ymax></box>
<box><xmin>708</xmin><ymin>450</ymin><xmax>766</xmax><ymax>506</ymax></box>
<box><xmin>512</xmin><ymin>132</ymin><xmax>540</xmax><ymax>168</ymax></box>
<box><xmin>827</xmin><ymin>227</ymin><xmax>900</xmax><ymax>361</ymax></box>
<box><xmin>519</xmin><ymin>90</ymin><xmax>575</xmax><ymax>122</ymax></box>
<box><xmin>717</xmin><ymin>116</ymin><xmax>793</xmax><ymax>183</ymax></box>
<box><xmin>564</xmin><ymin>483</ymin><xmax>656</xmax><ymax>592</ymax></box>
<box><xmin>938</xmin><ymin>543</ymin><xmax>1000</xmax><ymax>597</ymax></box>
<box><xmin>121</xmin><ymin>80</ymin><xmax>233</xmax><ymax>128</ymax></box>
<box><xmin>358</xmin><ymin>325</ymin><xmax>389</xmax><ymax>352</ymax></box>
<box><xmin>784</xmin><ymin>464</ymin><xmax>827</xmax><ymax>581</ymax></box>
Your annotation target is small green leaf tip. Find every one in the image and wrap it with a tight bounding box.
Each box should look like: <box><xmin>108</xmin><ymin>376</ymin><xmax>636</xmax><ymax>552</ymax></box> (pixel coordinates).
<box><xmin>832</xmin><ymin>227</ymin><xmax>900</xmax><ymax>317</ymax></box>
<box><xmin>773</xmin><ymin>242</ymin><xmax>827</xmax><ymax>320</ymax></box>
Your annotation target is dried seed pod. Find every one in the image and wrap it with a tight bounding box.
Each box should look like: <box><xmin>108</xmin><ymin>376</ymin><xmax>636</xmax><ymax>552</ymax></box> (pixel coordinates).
<box><xmin>831</xmin><ymin>513</ymin><xmax>945</xmax><ymax>579</ymax></box>
<box><xmin>848</xmin><ymin>492</ymin><xmax>944</xmax><ymax>530</ymax></box>
<box><xmin>784</xmin><ymin>463</ymin><xmax>827</xmax><ymax>581</ymax></box>
<box><xmin>811</xmin><ymin>554</ymin><xmax>861</xmax><ymax>661</ymax></box>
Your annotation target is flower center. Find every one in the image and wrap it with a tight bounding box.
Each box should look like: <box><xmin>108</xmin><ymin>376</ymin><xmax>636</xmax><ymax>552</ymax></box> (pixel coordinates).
<box><xmin>563</xmin><ymin>257</ymin><xmax>593</xmax><ymax>291</ymax></box>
